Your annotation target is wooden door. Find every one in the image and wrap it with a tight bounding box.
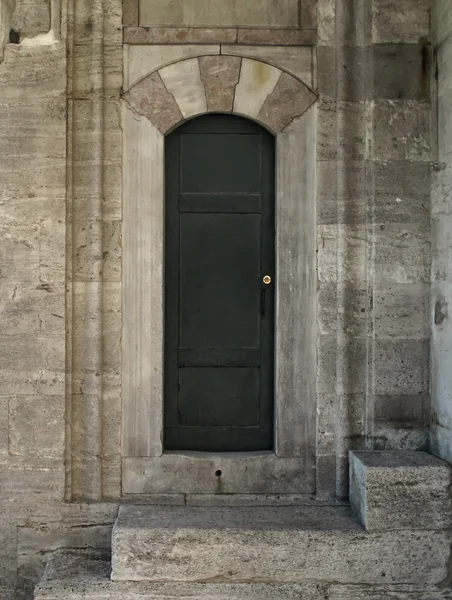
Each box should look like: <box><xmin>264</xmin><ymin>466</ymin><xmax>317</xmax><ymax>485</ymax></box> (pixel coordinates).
<box><xmin>164</xmin><ymin>115</ymin><xmax>275</xmax><ymax>452</ymax></box>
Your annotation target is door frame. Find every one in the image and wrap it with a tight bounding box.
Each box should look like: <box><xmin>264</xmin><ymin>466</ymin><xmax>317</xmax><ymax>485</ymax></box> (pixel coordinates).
<box><xmin>121</xmin><ymin>56</ymin><xmax>317</xmax><ymax>495</ymax></box>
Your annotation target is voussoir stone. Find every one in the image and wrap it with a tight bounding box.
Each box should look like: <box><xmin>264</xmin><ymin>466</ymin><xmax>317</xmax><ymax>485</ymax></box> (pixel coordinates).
<box><xmin>199</xmin><ymin>55</ymin><xmax>241</xmax><ymax>113</ymax></box>
<box><xmin>123</xmin><ymin>71</ymin><xmax>183</xmax><ymax>134</ymax></box>
<box><xmin>258</xmin><ymin>72</ymin><xmax>317</xmax><ymax>133</ymax></box>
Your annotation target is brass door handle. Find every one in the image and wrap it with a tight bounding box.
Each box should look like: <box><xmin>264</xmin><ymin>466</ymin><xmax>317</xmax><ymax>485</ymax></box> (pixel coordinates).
<box><xmin>263</xmin><ymin>275</ymin><xmax>272</xmax><ymax>285</ymax></box>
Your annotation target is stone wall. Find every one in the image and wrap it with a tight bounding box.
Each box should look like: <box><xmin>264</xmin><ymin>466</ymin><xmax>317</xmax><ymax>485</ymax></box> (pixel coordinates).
<box><xmin>431</xmin><ymin>0</ymin><xmax>452</xmax><ymax>462</ymax></box>
<box><xmin>0</xmin><ymin>0</ymin><xmax>435</xmax><ymax>597</ymax></box>
<box><xmin>316</xmin><ymin>0</ymin><xmax>431</xmax><ymax>497</ymax></box>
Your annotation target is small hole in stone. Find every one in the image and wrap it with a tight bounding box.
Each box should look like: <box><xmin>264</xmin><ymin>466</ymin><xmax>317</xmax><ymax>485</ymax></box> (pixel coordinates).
<box><xmin>215</xmin><ymin>470</ymin><xmax>222</xmax><ymax>477</ymax></box>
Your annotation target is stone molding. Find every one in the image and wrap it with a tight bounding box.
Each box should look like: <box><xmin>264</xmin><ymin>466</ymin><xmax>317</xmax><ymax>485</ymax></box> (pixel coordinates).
<box><xmin>122</xmin><ymin>53</ymin><xmax>318</xmax><ymax>494</ymax></box>
<box><xmin>123</xmin><ymin>55</ymin><xmax>317</xmax><ymax>134</ymax></box>
<box><xmin>123</xmin><ymin>27</ymin><xmax>317</xmax><ymax>46</ymax></box>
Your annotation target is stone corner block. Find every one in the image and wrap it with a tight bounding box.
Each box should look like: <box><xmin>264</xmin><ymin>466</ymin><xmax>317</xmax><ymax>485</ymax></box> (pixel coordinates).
<box><xmin>349</xmin><ymin>450</ymin><xmax>452</xmax><ymax>532</ymax></box>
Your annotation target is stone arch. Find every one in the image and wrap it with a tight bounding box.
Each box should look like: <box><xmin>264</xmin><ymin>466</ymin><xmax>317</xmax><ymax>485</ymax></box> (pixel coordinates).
<box><xmin>123</xmin><ymin>55</ymin><xmax>317</xmax><ymax>135</ymax></box>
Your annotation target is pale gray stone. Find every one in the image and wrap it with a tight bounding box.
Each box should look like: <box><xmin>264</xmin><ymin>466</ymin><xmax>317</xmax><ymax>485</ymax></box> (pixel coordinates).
<box><xmin>349</xmin><ymin>451</ymin><xmax>452</xmax><ymax>531</ymax></box>
<box><xmin>111</xmin><ymin>505</ymin><xmax>449</xmax><ymax>585</ymax></box>
<box><xmin>35</xmin><ymin>550</ymin><xmax>328</xmax><ymax>600</ymax></box>
<box><xmin>373</xmin><ymin>339</ymin><xmax>429</xmax><ymax>395</ymax></box>
<box><xmin>12</xmin><ymin>0</ymin><xmax>51</xmax><ymax>38</ymax></box>
<box><xmin>124</xmin><ymin>27</ymin><xmax>237</xmax><ymax>45</ymax></box>
<box><xmin>159</xmin><ymin>58</ymin><xmax>207</xmax><ymax>119</ymax></box>
<box><xmin>185</xmin><ymin>495</ymin><xmax>337</xmax><ymax>507</ymax></box>
<box><xmin>9</xmin><ymin>394</ymin><xmax>65</xmax><ymax>458</ymax></box>
<box><xmin>123</xmin><ymin>454</ymin><xmax>314</xmax><ymax>495</ymax></box>
<box><xmin>372</xmin><ymin>100</ymin><xmax>431</xmax><ymax>161</ymax></box>
<box><xmin>237</xmin><ymin>29</ymin><xmax>317</xmax><ymax>46</ymax></box>
<box><xmin>222</xmin><ymin>45</ymin><xmax>313</xmax><ymax>87</ymax></box>
<box><xmin>372</xmin><ymin>0</ymin><xmax>430</xmax><ymax>44</ymax></box>
<box><xmin>330</xmin><ymin>584</ymin><xmax>452</xmax><ymax>600</ymax></box>
<box><xmin>122</xmin><ymin>106</ymin><xmax>164</xmax><ymax>458</ymax></box>
<box><xmin>373</xmin><ymin>395</ymin><xmax>429</xmax><ymax>429</ymax></box>
<box><xmin>233</xmin><ymin>58</ymin><xmax>281</xmax><ymax>120</ymax></box>
<box><xmin>124</xmin><ymin>44</ymin><xmax>220</xmax><ymax>92</ymax></box>
<box><xmin>372</xmin><ymin>45</ymin><xmax>430</xmax><ymax>100</ymax></box>
<box><xmin>374</xmin><ymin>284</ymin><xmax>429</xmax><ymax>339</ymax></box>
<box><xmin>138</xmin><ymin>0</ymin><xmax>299</xmax><ymax>28</ymax></box>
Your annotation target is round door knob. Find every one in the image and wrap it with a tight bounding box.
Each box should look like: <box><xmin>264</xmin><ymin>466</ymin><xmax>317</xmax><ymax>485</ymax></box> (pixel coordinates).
<box><xmin>263</xmin><ymin>275</ymin><xmax>272</xmax><ymax>285</ymax></box>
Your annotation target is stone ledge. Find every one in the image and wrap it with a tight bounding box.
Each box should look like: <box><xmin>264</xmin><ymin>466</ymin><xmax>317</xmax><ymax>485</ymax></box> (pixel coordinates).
<box><xmin>349</xmin><ymin>450</ymin><xmax>452</xmax><ymax>532</ymax></box>
<box><xmin>123</xmin><ymin>27</ymin><xmax>317</xmax><ymax>46</ymax></box>
<box><xmin>111</xmin><ymin>505</ymin><xmax>449</xmax><ymax>585</ymax></box>
<box><xmin>35</xmin><ymin>550</ymin><xmax>452</xmax><ymax>600</ymax></box>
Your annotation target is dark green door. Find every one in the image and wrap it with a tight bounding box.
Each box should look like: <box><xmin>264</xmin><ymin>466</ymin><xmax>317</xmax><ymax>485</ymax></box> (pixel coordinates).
<box><xmin>164</xmin><ymin>114</ymin><xmax>275</xmax><ymax>452</ymax></box>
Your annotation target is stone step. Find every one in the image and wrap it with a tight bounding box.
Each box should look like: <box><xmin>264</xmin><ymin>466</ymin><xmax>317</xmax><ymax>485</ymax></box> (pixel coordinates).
<box><xmin>349</xmin><ymin>450</ymin><xmax>452</xmax><ymax>532</ymax></box>
<box><xmin>111</xmin><ymin>505</ymin><xmax>449</xmax><ymax>585</ymax></box>
<box><xmin>34</xmin><ymin>550</ymin><xmax>451</xmax><ymax>600</ymax></box>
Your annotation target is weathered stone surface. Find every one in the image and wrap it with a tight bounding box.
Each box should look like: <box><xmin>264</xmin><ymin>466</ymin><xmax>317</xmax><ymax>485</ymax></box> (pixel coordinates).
<box><xmin>199</xmin><ymin>55</ymin><xmax>241</xmax><ymax>113</ymax></box>
<box><xmin>373</xmin><ymin>339</ymin><xmax>429</xmax><ymax>395</ymax></box>
<box><xmin>317</xmin><ymin>46</ymin><xmax>366</xmax><ymax>102</ymax></box>
<box><xmin>124</xmin><ymin>44</ymin><xmax>220</xmax><ymax>91</ymax></box>
<box><xmin>123</xmin><ymin>0</ymin><xmax>138</xmax><ymax>26</ymax></box>
<box><xmin>36</xmin><ymin>550</ymin><xmax>329</xmax><ymax>600</ymax></box>
<box><xmin>317</xmin><ymin>102</ymin><xmax>366</xmax><ymax>161</ymax></box>
<box><xmin>233</xmin><ymin>58</ymin><xmax>281</xmax><ymax>120</ymax></box>
<box><xmin>237</xmin><ymin>29</ymin><xmax>317</xmax><ymax>46</ymax></box>
<box><xmin>374</xmin><ymin>160</ymin><xmax>430</xmax><ymax>224</ymax></box>
<box><xmin>123</xmin><ymin>72</ymin><xmax>183</xmax><ymax>133</ymax></box>
<box><xmin>373</xmin><ymin>224</ymin><xmax>430</xmax><ymax>284</ymax></box>
<box><xmin>372</xmin><ymin>100</ymin><xmax>431</xmax><ymax>161</ymax></box>
<box><xmin>124</xmin><ymin>27</ymin><xmax>237</xmax><ymax>44</ymax></box>
<box><xmin>373</xmin><ymin>395</ymin><xmax>429</xmax><ymax>430</ymax></box>
<box><xmin>111</xmin><ymin>505</ymin><xmax>449</xmax><ymax>585</ymax></box>
<box><xmin>11</xmin><ymin>0</ymin><xmax>51</xmax><ymax>38</ymax></box>
<box><xmin>138</xmin><ymin>0</ymin><xmax>300</xmax><ymax>28</ymax></box>
<box><xmin>258</xmin><ymin>73</ymin><xmax>316</xmax><ymax>132</ymax></box>
<box><xmin>372</xmin><ymin>45</ymin><xmax>430</xmax><ymax>100</ymax></box>
<box><xmin>123</xmin><ymin>455</ymin><xmax>313</xmax><ymax>494</ymax></box>
<box><xmin>185</xmin><ymin>494</ymin><xmax>342</xmax><ymax>507</ymax></box>
<box><xmin>159</xmin><ymin>58</ymin><xmax>207</xmax><ymax>119</ymax></box>
<box><xmin>223</xmin><ymin>45</ymin><xmax>313</xmax><ymax>86</ymax></box>
<box><xmin>317</xmin><ymin>160</ymin><xmax>366</xmax><ymax>224</ymax></box>
<box><xmin>349</xmin><ymin>451</ymin><xmax>452</xmax><ymax>531</ymax></box>
<box><xmin>329</xmin><ymin>584</ymin><xmax>452</xmax><ymax>600</ymax></box>
<box><xmin>372</xmin><ymin>0</ymin><xmax>430</xmax><ymax>44</ymax></box>
<box><xmin>374</xmin><ymin>284</ymin><xmax>429</xmax><ymax>339</ymax></box>
<box><xmin>9</xmin><ymin>394</ymin><xmax>64</xmax><ymax>458</ymax></box>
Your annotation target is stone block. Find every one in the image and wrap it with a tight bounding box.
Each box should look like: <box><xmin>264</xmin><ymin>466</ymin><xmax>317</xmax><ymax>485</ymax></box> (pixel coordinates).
<box><xmin>330</xmin><ymin>584</ymin><xmax>452</xmax><ymax>600</ymax></box>
<box><xmin>317</xmin><ymin>333</ymin><xmax>336</xmax><ymax>394</ymax></box>
<box><xmin>258</xmin><ymin>72</ymin><xmax>316</xmax><ymax>133</ymax></box>
<box><xmin>317</xmin><ymin>160</ymin><xmax>366</xmax><ymax>225</ymax></box>
<box><xmin>318</xmin><ymin>102</ymin><xmax>366</xmax><ymax>161</ymax></box>
<box><xmin>236</xmin><ymin>29</ymin><xmax>317</xmax><ymax>46</ymax></box>
<box><xmin>159</xmin><ymin>58</ymin><xmax>207</xmax><ymax>119</ymax></box>
<box><xmin>111</xmin><ymin>505</ymin><xmax>449</xmax><ymax>585</ymax></box>
<box><xmin>336</xmin><ymin>0</ymin><xmax>368</xmax><ymax>46</ymax></box>
<box><xmin>372</xmin><ymin>0</ymin><xmax>430</xmax><ymax>44</ymax></box>
<box><xmin>349</xmin><ymin>450</ymin><xmax>452</xmax><ymax>531</ymax></box>
<box><xmin>199</xmin><ymin>55</ymin><xmax>241</xmax><ymax>113</ymax></box>
<box><xmin>373</xmin><ymin>224</ymin><xmax>430</xmax><ymax>285</ymax></box>
<box><xmin>372</xmin><ymin>100</ymin><xmax>431</xmax><ymax>161</ymax></box>
<box><xmin>372</xmin><ymin>45</ymin><xmax>430</xmax><ymax>100</ymax></box>
<box><xmin>35</xmin><ymin>550</ymin><xmax>329</xmax><ymax>600</ymax></box>
<box><xmin>12</xmin><ymin>0</ymin><xmax>51</xmax><ymax>38</ymax></box>
<box><xmin>124</xmin><ymin>45</ymin><xmax>220</xmax><ymax>92</ymax></box>
<box><xmin>374</xmin><ymin>160</ymin><xmax>430</xmax><ymax>224</ymax></box>
<box><xmin>233</xmin><ymin>58</ymin><xmax>281</xmax><ymax>120</ymax></box>
<box><xmin>374</xmin><ymin>283</ymin><xmax>429</xmax><ymax>339</ymax></box>
<box><xmin>138</xmin><ymin>0</ymin><xmax>300</xmax><ymax>28</ymax></box>
<box><xmin>9</xmin><ymin>394</ymin><xmax>65</xmax><ymax>458</ymax></box>
<box><xmin>124</xmin><ymin>27</ymin><xmax>237</xmax><ymax>45</ymax></box>
<box><xmin>373</xmin><ymin>338</ymin><xmax>429</xmax><ymax>395</ymax></box>
<box><xmin>374</xmin><ymin>394</ymin><xmax>429</xmax><ymax>429</ymax></box>
<box><xmin>222</xmin><ymin>45</ymin><xmax>313</xmax><ymax>87</ymax></box>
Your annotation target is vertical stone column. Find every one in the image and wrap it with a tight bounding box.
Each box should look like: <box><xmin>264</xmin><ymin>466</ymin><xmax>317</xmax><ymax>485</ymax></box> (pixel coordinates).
<box><xmin>67</xmin><ymin>0</ymin><xmax>122</xmax><ymax>500</ymax></box>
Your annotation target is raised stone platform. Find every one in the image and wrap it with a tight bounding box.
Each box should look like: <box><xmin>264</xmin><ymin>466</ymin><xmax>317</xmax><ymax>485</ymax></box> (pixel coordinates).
<box><xmin>34</xmin><ymin>549</ymin><xmax>451</xmax><ymax>600</ymax></box>
<box><xmin>111</xmin><ymin>504</ymin><xmax>449</xmax><ymax>585</ymax></box>
<box><xmin>349</xmin><ymin>450</ymin><xmax>452</xmax><ymax>531</ymax></box>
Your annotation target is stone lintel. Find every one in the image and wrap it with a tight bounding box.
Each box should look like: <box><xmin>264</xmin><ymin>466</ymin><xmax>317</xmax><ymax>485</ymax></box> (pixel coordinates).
<box><xmin>349</xmin><ymin>450</ymin><xmax>452</xmax><ymax>532</ymax></box>
<box><xmin>123</xmin><ymin>27</ymin><xmax>317</xmax><ymax>46</ymax></box>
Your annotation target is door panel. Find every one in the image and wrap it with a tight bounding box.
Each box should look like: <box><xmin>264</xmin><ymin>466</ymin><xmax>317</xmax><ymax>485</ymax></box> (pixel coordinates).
<box><xmin>164</xmin><ymin>114</ymin><xmax>275</xmax><ymax>452</ymax></box>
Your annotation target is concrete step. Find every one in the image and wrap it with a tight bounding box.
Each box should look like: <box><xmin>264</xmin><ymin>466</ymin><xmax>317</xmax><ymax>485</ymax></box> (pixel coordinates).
<box><xmin>111</xmin><ymin>505</ymin><xmax>449</xmax><ymax>585</ymax></box>
<box><xmin>34</xmin><ymin>550</ymin><xmax>452</xmax><ymax>600</ymax></box>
